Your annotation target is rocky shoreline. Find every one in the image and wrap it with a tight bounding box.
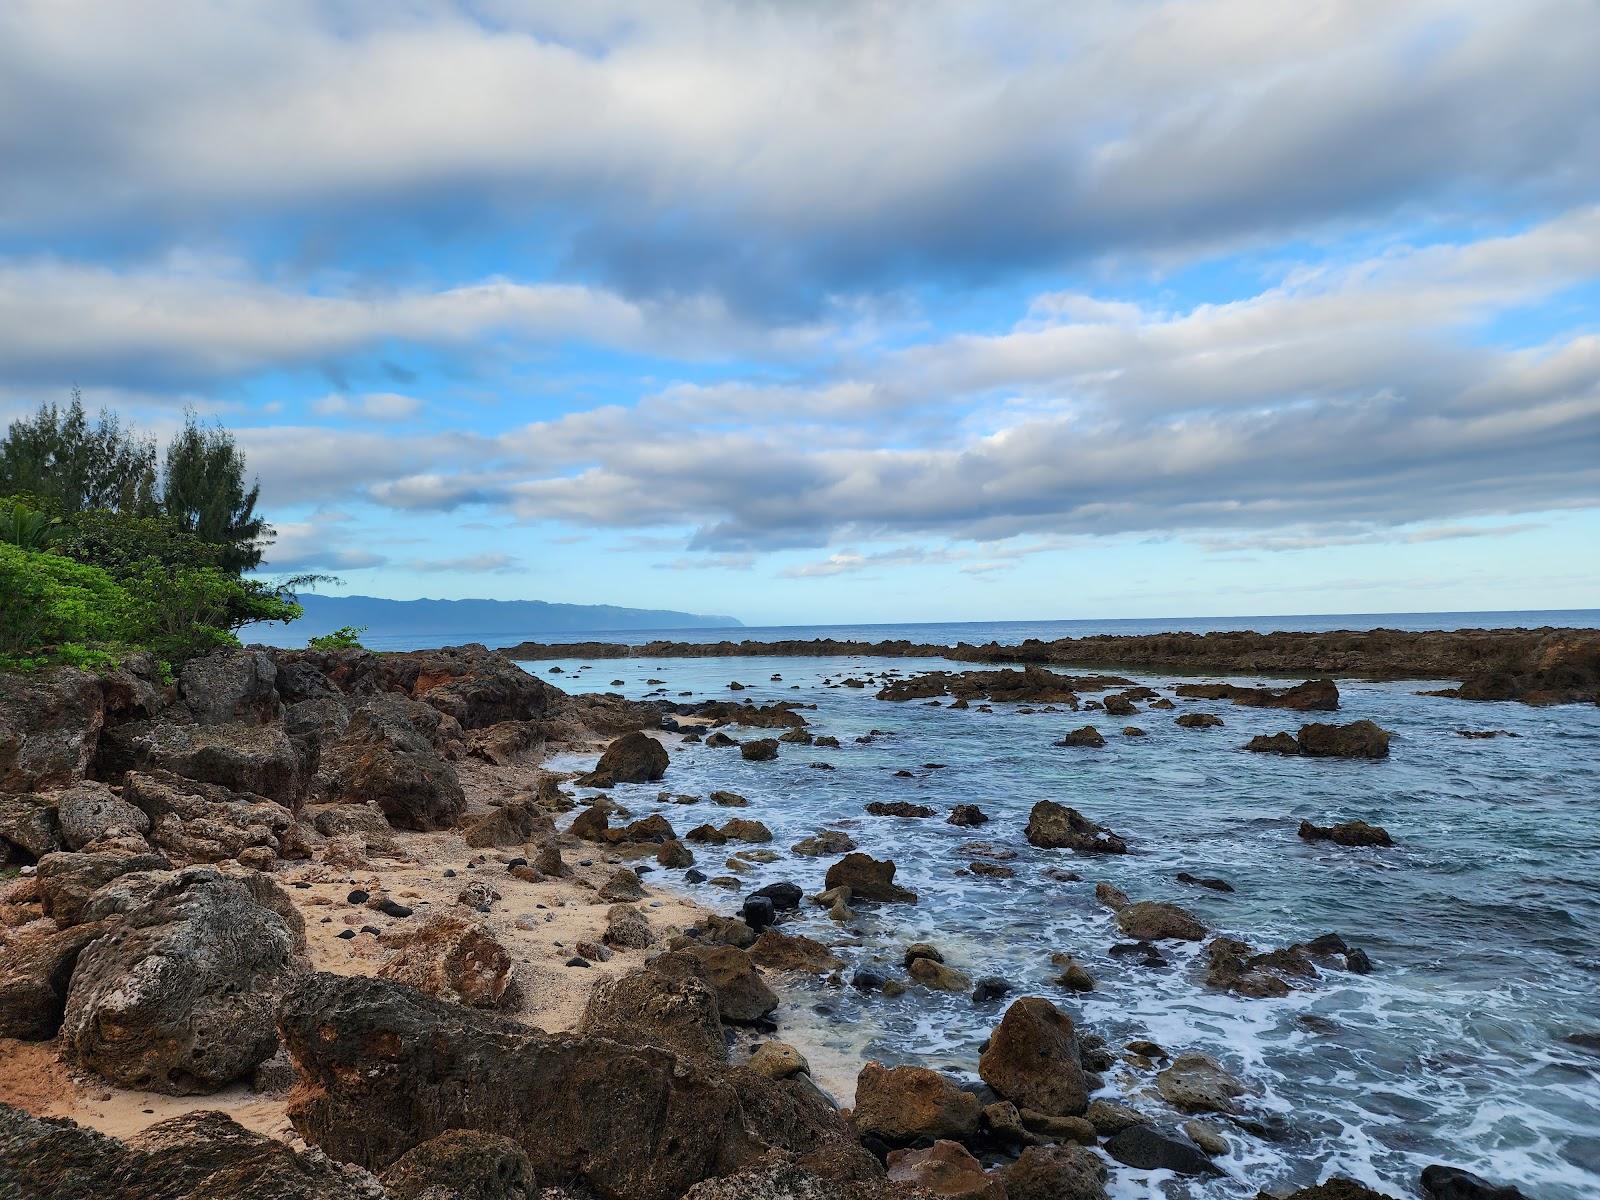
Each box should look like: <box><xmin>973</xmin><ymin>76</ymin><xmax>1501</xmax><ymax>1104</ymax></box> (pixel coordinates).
<box><xmin>501</xmin><ymin>626</ymin><xmax>1600</xmax><ymax>705</ymax></box>
<box><xmin>0</xmin><ymin>644</ymin><xmax>1542</xmax><ymax>1199</ymax></box>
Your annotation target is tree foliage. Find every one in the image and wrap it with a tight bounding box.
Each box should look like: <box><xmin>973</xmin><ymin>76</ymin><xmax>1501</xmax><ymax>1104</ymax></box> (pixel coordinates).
<box><xmin>162</xmin><ymin>412</ymin><xmax>268</xmax><ymax>572</ymax></box>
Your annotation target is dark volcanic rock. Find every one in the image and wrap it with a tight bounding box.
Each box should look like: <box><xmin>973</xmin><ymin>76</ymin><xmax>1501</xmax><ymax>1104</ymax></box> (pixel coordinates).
<box><xmin>1002</xmin><ymin>1144</ymin><xmax>1109</xmax><ymax>1200</ymax></box>
<box><xmin>328</xmin><ymin>695</ymin><xmax>466</xmax><ymax>830</ymax></box>
<box><xmin>740</xmin><ymin>738</ymin><xmax>780</xmax><ymax>762</ymax></box>
<box><xmin>1174</xmin><ymin>679</ymin><xmax>1339</xmax><ymax>710</ymax></box>
<box><xmin>947</xmin><ymin>804</ymin><xmax>989</xmax><ymax>827</ymax></box>
<box><xmin>1056</xmin><ymin>725</ymin><xmax>1106</xmax><ymax>748</ymax></box>
<box><xmin>1115</xmin><ymin>900</ymin><xmax>1206</xmax><ymax>942</ymax></box>
<box><xmin>278</xmin><ymin>971</ymin><xmax>874</xmax><ymax>1200</ymax></box>
<box><xmin>0</xmin><ymin>920</ymin><xmax>114</xmax><ymax>1040</ymax></box>
<box><xmin>580</xmin><ymin>730</ymin><xmax>670</xmax><ymax>787</ymax></box>
<box><xmin>1420</xmin><ymin>1164</ymin><xmax>1529</xmax><ymax>1200</ymax></box>
<box><xmin>650</xmin><ymin>944</ymin><xmax>778</xmax><ymax>1023</ymax></box>
<box><xmin>1025</xmin><ymin>801</ymin><xmax>1126</xmax><ymax>854</ymax></box>
<box><xmin>865</xmin><ymin>800</ymin><xmax>935</xmax><ymax>818</ymax></box>
<box><xmin>122</xmin><ymin>770</ymin><xmax>294</xmax><ymax>864</ymax></box>
<box><xmin>852</xmin><ymin>1060</ymin><xmax>982</xmax><ymax>1144</ymax></box>
<box><xmin>179</xmin><ymin>650</ymin><xmax>282</xmax><ymax>725</ymax></box>
<box><xmin>1299</xmin><ymin>818</ymin><xmax>1394</xmax><ymax>847</ymax></box>
<box><xmin>823</xmin><ymin>852</ymin><xmax>917</xmax><ymax>902</ymax></box>
<box><xmin>1103</xmin><ymin>1124</ymin><xmax>1220</xmax><ymax>1176</ymax></box>
<box><xmin>380</xmin><ymin>1130</ymin><xmax>535</xmax><ymax>1200</ymax></box>
<box><xmin>580</xmin><ymin>967</ymin><xmax>726</xmax><ymax>1063</ymax></box>
<box><xmin>0</xmin><ymin>665</ymin><xmax>105</xmax><ymax>791</ymax></box>
<box><xmin>1298</xmin><ymin>719</ymin><xmax>1391</xmax><ymax>759</ymax></box>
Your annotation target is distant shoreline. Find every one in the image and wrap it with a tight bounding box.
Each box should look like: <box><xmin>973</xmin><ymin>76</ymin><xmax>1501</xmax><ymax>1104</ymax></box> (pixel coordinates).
<box><xmin>497</xmin><ymin>625</ymin><xmax>1600</xmax><ymax>705</ymax></box>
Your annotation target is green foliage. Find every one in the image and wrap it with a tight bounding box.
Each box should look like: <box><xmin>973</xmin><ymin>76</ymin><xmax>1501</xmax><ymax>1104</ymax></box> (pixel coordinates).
<box><xmin>120</xmin><ymin>564</ymin><xmax>301</xmax><ymax>666</ymax></box>
<box><xmin>0</xmin><ymin>496</ymin><xmax>60</xmax><ymax>551</ymax></box>
<box><xmin>52</xmin><ymin>507</ymin><xmax>229</xmax><ymax>577</ymax></box>
<box><xmin>162</xmin><ymin>412</ymin><xmax>269</xmax><ymax>572</ymax></box>
<box><xmin>0</xmin><ymin>392</ymin><xmax>158</xmax><ymax>515</ymax></box>
<box><xmin>0</xmin><ymin>541</ymin><xmax>132</xmax><ymax>672</ymax></box>
<box><xmin>308</xmin><ymin>625</ymin><xmax>366</xmax><ymax>651</ymax></box>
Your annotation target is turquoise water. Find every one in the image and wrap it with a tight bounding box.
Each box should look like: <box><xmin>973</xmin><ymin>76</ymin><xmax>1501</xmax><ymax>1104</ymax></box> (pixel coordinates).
<box><xmin>539</xmin><ymin>652</ymin><xmax>1600</xmax><ymax>1199</ymax></box>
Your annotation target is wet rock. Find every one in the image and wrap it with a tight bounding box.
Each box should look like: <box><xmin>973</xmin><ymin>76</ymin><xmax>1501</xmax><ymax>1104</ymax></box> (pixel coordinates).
<box><xmin>865</xmin><ymin>800</ymin><xmax>936</xmax><ymax>818</ymax></box>
<box><xmin>1298</xmin><ymin>818</ymin><xmax>1394</xmax><ymax>847</ymax></box>
<box><xmin>705</xmin><ymin>731</ymin><xmax>739</xmax><ymax>748</ymax></box>
<box><xmin>886</xmin><ymin>1141</ymin><xmax>1004</xmax><ymax>1199</ymax></box>
<box><xmin>1085</xmin><ymin>1099</ymin><xmax>1149</xmax><ymax>1135</ymax></box>
<box><xmin>791</xmin><ymin>829</ymin><xmax>856</xmax><ymax>857</ymax></box>
<box><xmin>123</xmin><ymin>770</ymin><xmax>294</xmax><ymax>864</ymax></box>
<box><xmin>1115</xmin><ymin>901</ymin><xmax>1206</xmax><ymax>942</ymax></box>
<box><xmin>978</xmin><ymin>996</ymin><xmax>1088</xmax><ymax>1116</ymax></box>
<box><xmin>278</xmin><ymin>971</ymin><xmax>873</xmax><ymax>1198</ymax></box>
<box><xmin>748</xmin><ymin>1041</ymin><xmax>809</xmax><ymax>1080</ymax></box>
<box><xmin>61</xmin><ymin>866</ymin><xmax>300</xmax><ymax>1093</ymax></box>
<box><xmin>947</xmin><ymin>804</ymin><xmax>989</xmax><ymax>827</ymax></box>
<box><xmin>0</xmin><ymin>919</ymin><xmax>114</xmax><ymax>1039</ymax></box>
<box><xmin>1420</xmin><ymin>1164</ymin><xmax>1529</xmax><ymax>1200</ymax></box>
<box><xmin>910</xmin><ymin>957</ymin><xmax>971</xmax><ymax>992</ymax></box>
<box><xmin>719</xmin><ymin>818</ymin><xmax>774</xmax><ymax>843</ymax></box>
<box><xmin>379</xmin><ymin>1130</ymin><xmax>535</xmax><ymax>1200</ymax></box>
<box><xmin>1299</xmin><ymin>719</ymin><xmax>1391</xmax><ymax>758</ymax></box>
<box><xmin>749</xmin><ymin>930</ymin><xmax>842</xmax><ymax>974</ymax></box>
<box><xmin>1283</xmin><ymin>1182</ymin><xmax>1401</xmax><ymax>1200</ymax></box>
<box><xmin>852</xmin><ymin>1061</ymin><xmax>982</xmax><ymax>1144</ymax></box>
<box><xmin>377</xmin><ymin>914</ymin><xmax>512</xmax><ymax>1008</ymax></box>
<box><xmin>710</xmin><ymin>790</ymin><xmax>749</xmax><ymax>807</ymax></box>
<box><xmin>613</xmin><ymin>813</ymin><xmax>677</xmax><ymax>844</ymax></box>
<box><xmin>1056</xmin><ymin>725</ymin><xmax>1106</xmax><ymax>748</ymax></box>
<box><xmin>570</xmin><ymin>804</ymin><xmax>611</xmax><ymax>841</ymax></box>
<box><xmin>1002</xmin><ymin>1143</ymin><xmax>1109</xmax><ymax>1200</ymax></box>
<box><xmin>1103</xmin><ymin>1124</ymin><xmax>1220</xmax><ymax>1176</ymax></box>
<box><xmin>824</xmin><ymin>852</ymin><xmax>917</xmax><ymax>903</ymax></box>
<box><xmin>1155</xmin><ymin>1052</ymin><xmax>1246</xmax><ymax>1113</ymax></box>
<box><xmin>1049</xmin><ymin>952</ymin><xmax>1095</xmax><ymax>992</ymax></box>
<box><xmin>1094</xmin><ymin>881</ymin><xmax>1129</xmax><ymax>911</ymax></box>
<box><xmin>1102</xmin><ymin>694</ymin><xmax>1139</xmax><ymax>716</ymax></box>
<box><xmin>1181</xmin><ymin>1119</ymin><xmax>1229</xmax><ymax>1156</ymax></box>
<box><xmin>1123</xmin><ymin>726</ymin><xmax>1146</xmax><ymax>737</ymax></box>
<box><xmin>1175</xmin><ymin>712</ymin><xmax>1224</xmax><ymax>729</ymax></box>
<box><xmin>1175</xmin><ymin>679</ymin><xmax>1340</xmax><ymax>711</ymax></box>
<box><xmin>969</xmin><ymin>861</ymin><xmax>1015</xmax><ymax>879</ymax></box>
<box><xmin>741</xmin><ymin>738</ymin><xmax>780</xmax><ymax>762</ymax></box>
<box><xmin>971</xmin><ymin>976</ymin><xmax>1012</xmax><ymax>1002</ymax></box>
<box><xmin>1025</xmin><ymin>801</ymin><xmax>1127</xmax><ymax>854</ymax></box>
<box><xmin>580</xmin><ymin>730</ymin><xmax>670</xmax><ymax>787</ymax></box>
<box><xmin>657</xmin><ymin>838</ymin><xmax>694</xmax><ymax>868</ymax></box>
<box><xmin>1175</xmin><ymin>870</ymin><xmax>1234</xmax><ymax>893</ymax></box>
<box><xmin>462</xmin><ymin>800</ymin><xmax>556</xmax><ymax>848</ymax></box>
<box><xmin>580</xmin><ymin>967</ymin><xmax>726</xmax><ymax>1062</ymax></box>
<box><xmin>650</xmin><ymin>944</ymin><xmax>778</xmax><ymax>1023</ymax></box>
<box><xmin>1205</xmin><ymin>937</ymin><xmax>1297</xmax><ymax>998</ymax></box>
<box><xmin>1245</xmin><ymin>732</ymin><xmax>1302</xmax><ymax>755</ymax></box>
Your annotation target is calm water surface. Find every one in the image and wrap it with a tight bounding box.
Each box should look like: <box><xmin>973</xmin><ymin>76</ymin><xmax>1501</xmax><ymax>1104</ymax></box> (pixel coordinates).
<box><xmin>536</xmin><ymin>652</ymin><xmax>1600</xmax><ymax>1200</ymax></box>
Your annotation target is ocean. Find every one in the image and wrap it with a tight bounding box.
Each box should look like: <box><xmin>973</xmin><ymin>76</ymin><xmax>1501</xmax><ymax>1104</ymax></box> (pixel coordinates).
<box><xmin>250</xmin><ymin>608</ymin><xmax>1600</xmax><ymax>653</ymax></box>
<box><xmin>525</xmin><ymin>637</ymin><xmax>1600</xmax><ymax>1199</ymax></box>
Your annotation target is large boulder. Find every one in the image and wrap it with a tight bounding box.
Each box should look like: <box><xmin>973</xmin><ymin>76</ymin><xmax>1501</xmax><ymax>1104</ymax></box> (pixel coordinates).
<box><xmin>462</xmin><ymin>800</ymin><xmax>556</xmax><ymax>848</ymax></box>
<box><xmin>1002</xmin><ymin>1144</ymin><xmax>1109</xmax><ymax>1200</ymax></box>
<box><xmin>851</xmin><ymin>1061</ymin><xmax>982</xmax><ymax>1144</ymax></box>
<box><xmin>978</xmin><ymin>997</ymin><xmax>1089</xmax><ymax>1117</ymax></box>
<box><xmin>0</xmin><ymin>1104</ymin><xmax>386</xmax><ymax>1200</ymax></box>
<box><xmin>1298</xmin><ymin>818</ymin><xmax>1393</xmax><ymax>847</ymax></box>
<box><xmin>56</xmin><ymin>780</ymin><xmax>151</xmax><ymax>850</ymax></box>
<box><xmin>278</xmin><ymin>972</ymin><xmax>872</xmax><ymax>1200</ymax></box>
<box><xmin>0</xmin><ymin>666</ymin><xmax>105</xmax><ymax>791</ymax></box>
<box><xmin>1115</xmin><ymin>901</ymin><xmax>1206</xmax><ymax>941</ymax></box>
<box><xmin>329</xmin><ymin>696</ymin><xmax>465</xmax><ymax>830</ymax></box>
<box><xmin>0</xmin><ymin>919</ymin><xmax>114</xmax><ymax>1040</ymax></box>
<box><xmin>823</xmin><ymin>853</ymin><xmax>917</xmax><ymax>903</ymax></box>
<box><xmin>650</xmin><ymin>944</ymin><xmax>778</xmax><ymax>1023</ymax></box>
<box><xmin>580</xmin><ymin>968</ymin><xmax>727</xmax><ymax>1062</ymax></box>
<box><xmin>60</xmin><ymin>866</ymin><xmax>302</xmax><ymax>1093</ymax></box>
<box><xmin>377</xmin><ymin>914</ymin><xmax>513</xmax><ymax>1008</ymax></box>
<box><xmin>178</xmin><ymin>650</ymin><xmax>282</xmax><ymax>725</ymax></box>
<box><xmin>1297</xmin><ymin>719</ymin><xmax>1391</xmax><ymax>759</ymax></box>
<box><xmin>0</xmin><ymin>791</ymin><xmax>64</xmax><ymax>861</ymax></box>
<box><xmin>1025</xmin><ymin>802</ymin><xmax>1127</xmax><ymax>854</ymax></box>
<box><xmin>129</xmin><ymin>720</ymin><xmax>303</xmax><ymax>808</ymax></box>
<box><xmin>1155</xmin><ymin>1052</ymin><xmax>1247</xmax><ymax>1113</ymax></box>
<box><xmin>1419</xmin><ymin>1164</ymin><xmax>1528</xmax><ymax>1200</ymax></box>
<box><xmin>34</xmin><ymin>849</ymin><xmax>172</xmax><ymax>926</ymax></box>
<box><xmin>379</xmin><ymin>1130</ymin><xmax>536</xmax><ymax>1200</ymax></box>
<box><xmin>580</xmin><ymin>731</ymin><xmax>670</xmax><ymax>787</ymax></box>
<box><xmin>1103</xmin><ymin>1124</ymin><xmax>1220</xmax><ymax>1176</ymax></box>
<box><xmin>122</xmin><ymin>770</ymin><xmax>294</xmax><ymax>863</ymax></box>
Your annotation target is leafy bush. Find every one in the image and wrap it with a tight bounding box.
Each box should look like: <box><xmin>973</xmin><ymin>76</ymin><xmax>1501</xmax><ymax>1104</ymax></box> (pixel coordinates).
<box><xmin>0</xmin><ymin>496</ymin><xmax>60</xmax><ymax>551</ymax></box>
<box><xmin>0</xmin><ymin>542</ymin><xmax>132</xmax><ymax>672</ymax></box>
<box><xmin>308</xmin><ymin>625</ymin><xmax>367</xmax><ymax>651</ymax></box>
<box><xmin>120</xmin><ymin>563</ymin><xmax>302</xmax><ymax>666</ymax></box>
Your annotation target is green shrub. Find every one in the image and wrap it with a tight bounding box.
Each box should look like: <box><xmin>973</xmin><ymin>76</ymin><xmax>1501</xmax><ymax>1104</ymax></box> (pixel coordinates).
<box><xmin>308</xmin><ymin>625</ymin><xmax>367</xmax><ymax>651</ymax></box>
<box><xmin>0</xmin><ymin>541</ymin><xmax>132</xmax><ymax>672</ymax></box>
<box><xmin>0</xmin><ymin>496</ymin><xmax>60</xmax><ymax>551</ymax></box>
<box><xmin>120</xmin><ymin>563</ymin><xmax>301</xmax><ymax>666</ymax></box>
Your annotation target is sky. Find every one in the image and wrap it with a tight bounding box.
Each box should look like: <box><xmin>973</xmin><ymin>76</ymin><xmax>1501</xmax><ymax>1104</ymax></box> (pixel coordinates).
<box><xmin>3</xmin><ymin>0</ymin><xmax>1598</xmax><ymax>626</ymax></box>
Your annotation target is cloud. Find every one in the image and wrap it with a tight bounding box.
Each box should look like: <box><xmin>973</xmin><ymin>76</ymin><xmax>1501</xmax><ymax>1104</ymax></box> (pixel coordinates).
<box><xmin>404</xmin><ymin>553</ymin><xmax>523</xmax><ymax>574</ymax></box>
<box><xmin>311</xmin><ymin>392</ymin><xmax>424</xmax><ymax>420</ymax></box>
<box><xmin>3</xmin><ymin>2</ymin><xmax>1596</xmax><ymax>306</ymax></box>
<box><xmin>259</xmin><ymin>518</ymin><xmax>388</xmax><ymax>573</ymax></box>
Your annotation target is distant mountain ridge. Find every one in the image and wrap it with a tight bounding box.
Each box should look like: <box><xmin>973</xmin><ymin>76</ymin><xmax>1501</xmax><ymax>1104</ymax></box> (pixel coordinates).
<box><xmin>252</xmin><ymin>594</ymin><xmax>741</xmax><ymax>643</ymax></box>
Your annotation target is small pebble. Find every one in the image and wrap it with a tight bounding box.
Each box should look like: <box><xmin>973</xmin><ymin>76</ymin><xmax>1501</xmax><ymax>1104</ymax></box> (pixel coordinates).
<box><xmin>337</xmin><ymin>930</ymin><xmax>356</xmax><ymax>940</ymax></box>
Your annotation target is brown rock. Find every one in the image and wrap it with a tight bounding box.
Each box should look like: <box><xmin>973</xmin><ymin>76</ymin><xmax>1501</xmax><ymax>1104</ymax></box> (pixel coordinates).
<box><xmin>748</xmin><ymin>930</ymin><xmax>843</xmax><ymax>974</ymax></box>
<box><xmin>1298</xmin><ymin>818</ymin><xmax>1393</xmax><ymax>847</ymax></box>
<box><xmin>378</xmin><ymin>914</ymin><xmax>513</xmax><ymax>1008</ymax></box>
<box><xmin>1056</xmin><ymin>725</ymin><xmax>1106</xmax><ymax>748</ymax></box>
<box><xmin>1115</xmin><ymin>901</ymin><xmax>1206</xmax><ymax>942</ymax></box>
<box><xmin>650</xmin><ymin>944</ymin><xmax>778</xmax><ymax>1023</ymax></box>
<box><xmin>886</xmin><ymin>1141</ymin><xmax>1004</xmax><ymax>1199</ymax></box>
<box><xmin>1002</xmin><ymin>1144</ymin><xmax>1109</xmax><ymax>1200</ymax></box>
<box><xmin>823</xmin><ymin>852</ymin><xmax>917</xmax><ymax>903</ymax></box>
<box><xmin>1297</xmin><ymin>719</ymin><xmax>1391</xmax><ymax>759</ymax></box>
<box><xmin>1025</xmin><ymin>801</ymin><xmax>1126</xmax><ymax>854</ymax></box>
<box><xmin>851</xmin><ymin>1061</ymin><xmax>981</xmax><ymax>1144</ymax></box>
<box><xmin>580</xmin><ymin>967</ymin><xmax>726</xmax><ymax>1062</ymax></box>
<box><xmin>580</xmin><ymin>731</ymin><xmax>670</xmax><ymax>786</ymax></box>
<box><xmin>978</xmin><ymin>997</ymin><xmax>1089</xmax><ymax>1116</ymax></box>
